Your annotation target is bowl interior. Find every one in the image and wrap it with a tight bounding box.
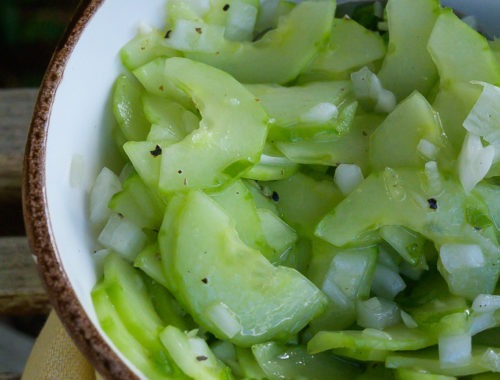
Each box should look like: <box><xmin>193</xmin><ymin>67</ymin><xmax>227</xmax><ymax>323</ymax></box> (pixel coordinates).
<box><xmin>36</xmin><ymin>0</ymin><xmax>500</xmax><ymax>378</ymax></box>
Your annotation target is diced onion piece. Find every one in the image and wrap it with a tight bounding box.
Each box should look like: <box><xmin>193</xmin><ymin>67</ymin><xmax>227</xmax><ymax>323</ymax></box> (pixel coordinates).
<box><xmin>439</xmin><ymin>243</ymin><xmax>485</xmax><ymax>272</ymax></box>
<box><xmin>299</xmin><ymin>102</ymin><xmax>339</xmax><ymax>124</ymax></box>
<box><xmin>399</xmin><ymin>261</ymin><xmax>424</xmax><ymax>281</ymax></box>
<box><xmin>458</xmin><ymin>133</ymin><xmax>494</xmax><ymax>192</ymax></box>
<box><xmin>417</xmin><ymin>139</ymin><xmax>439</xmax><ymax>160</ymax></box>
<box><xmin>206</xmin><ymin>302</ymin><xmax>241</xmax><ymax>339</ymax></box>
<box><xmin>334</xmin><ymin>163</ymin><xmax>364</xmax><ymax>195</ymax></box>
<box><xmin>351</xmin><ymin>66</ymin><xmax>396</xmax><ymax>114</ymax></box>
<box><xmin>463</xmin><ymin>82</ymin><xmax>500</xmax><ymax>144</ymax></box>
<box><xmin>469</xmin><ymin>311</ymin><xmax>496</xmax><ymax>336</ymax></box>
<box><xmin>97</xmin><ymin>213</ymin><xmax>147</xmax><ymax>261</ymax></box>
<box><xmin>472</xmin><ymin>294</ymin><xmax>500</xmax><ymax>313</ymax></box>
<box><xmin>480</xmin><ymin>348</ymin><xmax>500</xmax><ymax>372</ymax></box>
<box><xmin>137</xmin><ymin>22</ymin><xmax>154</xmax><ymax>35</ymax></box>
<box><xmin>424</xmin><ymin>160</ymin><xmax>443</xmax><ymax>196</ymax></box>
<box><xmin>371</xmin><ymin>264</ymin><xmax>406</xmax><ymax>300</ymax></box>
<box><xmin>225</xmin><ymin>1</ymin><xmax>258</xmax><ymax>41</ymax></box>
<box><xmin>89</xmin><ymin>167</ymin><xmax>122</xmax><ymax>228</ymax></box>
<box><xmin>439</xmin><ymin>334</ymin><xmax>471</xmax><ymax>367</ymax></box>
<box><xmin>400</xmin><ymin>310</ymin><xmax>418</xmax><ymax>329</ymax></box>
<box><xmin>357</xmin><ymin>297</ymin><xmax>401</xmax><ymax>330</ymax></box>
<box><xmin>255</xmin><ymin>0</ymin><xmax>280</xmax><ymax>32</ymax></box>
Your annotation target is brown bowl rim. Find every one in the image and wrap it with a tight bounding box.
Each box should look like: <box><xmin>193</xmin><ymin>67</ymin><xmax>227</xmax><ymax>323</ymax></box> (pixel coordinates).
<box><xmin>22</xmin><ymin>1</ymin><xmax>139</xmax><ymax>379</ymax></box>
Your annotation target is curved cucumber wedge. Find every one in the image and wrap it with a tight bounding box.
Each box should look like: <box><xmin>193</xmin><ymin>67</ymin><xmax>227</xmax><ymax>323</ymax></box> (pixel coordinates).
<box><xmin>158</xmin><ymin>57</ymin><xmax>268</xmax><ymax>193</ymax></box>
<box><xmin>161</xmin><ymin>190</ymin><xmax>327</xmax><ymax>346</ymax></box>
<box><xmin>185</xmin><ymin>0</ymin><xmax>335</xmax><ymax>84</ymax></box>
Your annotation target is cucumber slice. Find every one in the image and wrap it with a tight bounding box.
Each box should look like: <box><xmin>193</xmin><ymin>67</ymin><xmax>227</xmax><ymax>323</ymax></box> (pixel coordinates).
<box><xmin>251</xmin><ymin>341</ymin><xmax>362</xmax><ymax>380</ymax></box>
<box><xmin>113</xmin><ymin>74</ymin><xmax>150</xmax><ymax>141</ymax></box>
<box><xmin>184</xmin><ymin>0</ymin><xmax>335</xmax><ymax>84</ymax></box>
<box><xmin>159</xmin><ymin>326</ymin><xmax>233</xmax><ymax>380</ymax></box>
<box><xmin>158</xmin><ymin>57</ymin><xmax>268</xmax><ymax>193</ymax></box>
<box><xmin>303</xmin><ymin>17</ymin><xmax>386</xmax><ymax>81</ymax></box>
<box><xmin>394</xmin><ymin>368</ymin><xmax>456</xmax><ymax>380</ymax></box>
<box><xmin>428</xmin><ymin>9</ymin><xmax>500</xmax><ymax>86</ymax></box>
<box><xmin>377</xmin><ymin>0</ymin><xmax>441</xmax><ymax>100</ymax></box>
<box><xmin>369</xmin><ymin>91</ymin><xmax>447</xmax><ymax>171</ymax></box>
<box><xmin>161</xmin><ymin>190</ymin><xmax>327</xmax><ymax>346</ymax></box>
<box><xmin>123</xmin><ymin>140</ymin><xmax>163</xmax><ymax>190</ymax></box>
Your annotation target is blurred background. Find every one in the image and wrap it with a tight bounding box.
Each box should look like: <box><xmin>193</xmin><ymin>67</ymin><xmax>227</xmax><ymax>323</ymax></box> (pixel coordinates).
<box><xmin>0</xmin><ymin>2</ymin><xmax>78</xmax><ymax>378</ymax></box>
<box><xmin>0</xmin><ymin>0</ymin><xmax>79</xmax><ymax>88</ymax></box>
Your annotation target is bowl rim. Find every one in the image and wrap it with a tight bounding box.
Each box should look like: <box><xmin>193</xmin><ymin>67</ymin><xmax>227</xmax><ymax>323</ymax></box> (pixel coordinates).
<box><xmin>22</xmin><ymin>1</ymin><xmax>138</xmax><ymax>379</ymax></box>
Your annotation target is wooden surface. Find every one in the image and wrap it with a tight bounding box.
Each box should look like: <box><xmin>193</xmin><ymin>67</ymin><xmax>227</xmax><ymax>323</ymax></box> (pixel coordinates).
<box><xmin>0</xmin><ymin>88</ymin><xmax>49</xmax><ymax>315</ymax></box>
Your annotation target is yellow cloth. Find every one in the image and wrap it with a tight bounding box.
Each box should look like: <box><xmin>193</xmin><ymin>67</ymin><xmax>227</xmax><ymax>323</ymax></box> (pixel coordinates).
<box><xmin>22</xmin><ymin>311</ymin><xmax>103</xmax><ymax>380</ymax></box>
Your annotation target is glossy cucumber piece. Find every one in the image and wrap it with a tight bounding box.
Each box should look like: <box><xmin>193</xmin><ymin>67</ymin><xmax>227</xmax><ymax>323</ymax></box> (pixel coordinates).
<box><xmin>123</xmin><ymin>140</ymin><xmax>162</xmax><ymax>190</ymax></box>
<box><xmin>185</xmin><ymin>0</ymin><xmax>335</xmax><ymax>84</ymax></box>
<box><xmin>304</xmin><ymin>17</ymin><xmax>386</xmax><ymax>81</ymax></box>
<box><xmin>394</xmin><ymin>368</ymin><xmax>456</xmax><ymax>380</ymax></box>
<box><xmin>92</xmin><ymin>285</ymin><xmax>180</xmax><ymax>380</ymax></box>
<box><xmin>160</xmin><ymin>190</ymin><xmax>327</xmax><ymax>346</ymax></box>
<box><xmin>109</xmin><ymin>172</ymin><xmax>165</xmax><ymax>229</ymax></box>
<box><xmin>113</xmin><ymin>74</ymin><xmax>150</xmax><ymax>141</ymax></box>
<box><xmin>369</xmin><ymin>91</ymin><xmax>447</xmax><ymax>171</ymax></box>
<box><xmin>245</xmin><ymin>81</ymin><xmax>356</xmax><ymax>140</ymax></box>
<box><xmin>158</xmin><ymin>57</ymin><xmax>268</xmax><ymax>193</ymax></box>
<box><xmin>428</xmin><ymin>9</ymin><xmax>500</xmax><ymax>86</ymax></box>
<box><xmin>251</xmin><ymin>341</ymin><xmax>362</xmax><ymax>380</ymax></box>
<box><xmin>377</xmin><ymin>0</ymin><xmax>441</xmax><ymax>100</ymax></box>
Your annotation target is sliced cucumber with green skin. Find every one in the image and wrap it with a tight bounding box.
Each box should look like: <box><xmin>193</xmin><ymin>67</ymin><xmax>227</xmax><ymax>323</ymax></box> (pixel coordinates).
<box><xmin>308</xmin><ymin>325</ymin><xmax>436</xmax><ymax>355</ymax></box>
<box><xmin>302</xmin><ymin>17</ymin><xmax>386</xmax><ymax>81</ymax></box>
<box><xmin>92</xmin><ymin>285</ymin><xmax>181</xmax><ymax>380</ymax></box>
<box><xmin>385</xmin><ymin>345</ymin><xmax>500</xmax><ymax>377</ymax></box>
<box><xmin>113</xmin><ymin>74</ymin><xmax>150</xmax><ymax>141</ymax></box>
<box><xmin>120</xmin><ymin>28</ymin><xmax>179</xmax><ymax>71</ymax></box>
<box><xmin>251</xmin><ymin>341</ymin><xmax>362</xmax><ymax>380</ymax></box>
<box><xmin>157</xmin><ymin>57</ymin><xmax>268</xmax><ymax>193</ymax></box>
<box><xmin>134</xmin><ymin>242</ymin><xmax>168</xmax><ymax>288</ymax></box>
<box><xmin>245</xmin><ymin>80</ymin><xmax>356</xmax><ymax>140</ymax></box>
<box><xmin>109</xmin><ymin>172</ymin><xmax>165</xmax><ymax>230</ymax></box>
<box><xmin>428</xmin><ymin>9</ymin><xmax>500</xmax><ymax>86</ymax></box>
<box><xmin>161</xmin><ymin>190</ymin><xmax>327</xmax><ymax>346</ymax></box>
<box><xmin>93</xmin><ymin>253</ymin><xmax>189</xmax><ymax>379</ymax></box>
<box><xmin>394</xmin><ymin>368</ymin><xmax>456</xmax><ymax>380</ymax></box>
<box><xmin>159</xmin><ymin>326</ymin><xmax>234</xmax><ymax>380</ymax></box>
<box><xmin>377</xmin><ymin>0</ymin><xmax>441</xmax><ymax>100</ymax></box>
<box><xmin>276</xmin><ymin>114</ymin><xmax>383</xmax><ymax>174</ymax></box>
<box><xmin>184</xmin><ymin>0</ymin><xmax>335</xmax><ymax>84</ymax></box>
<box><xmin>369</xmin><ymin>91</ymin><xmax>447</xmax><ymax>172</ymax></box>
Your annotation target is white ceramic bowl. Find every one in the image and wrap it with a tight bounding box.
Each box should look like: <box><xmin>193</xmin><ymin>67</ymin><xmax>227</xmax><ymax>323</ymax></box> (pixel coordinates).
<box><xmin>22</xmin><ymin>1</ymin><xmax>500</xmax><ymax>379</ymax></box>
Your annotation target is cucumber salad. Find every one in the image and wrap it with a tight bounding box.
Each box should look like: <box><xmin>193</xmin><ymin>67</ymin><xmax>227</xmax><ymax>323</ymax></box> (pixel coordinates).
<box><xmin>89</xmin><ymin>0</ymin><xmax>500</xmax><ymax>378</ymax></box>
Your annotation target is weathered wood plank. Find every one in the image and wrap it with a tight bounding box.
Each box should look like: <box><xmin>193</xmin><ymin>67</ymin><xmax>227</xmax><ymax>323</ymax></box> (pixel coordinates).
<box><xmin>0</xmin><ymin>88</ymin><xmax>38</xmax><ymax>204</ymax></box>
<box><xmin>0</xmin><ymin>236</ymin><xmax>49</xmax><ymax>315</ymax></box>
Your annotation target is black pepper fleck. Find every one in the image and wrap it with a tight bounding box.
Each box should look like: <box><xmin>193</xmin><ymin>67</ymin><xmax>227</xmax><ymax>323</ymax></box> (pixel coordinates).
<box><xmin>195</xmin><ymin>27</ymin><xmax>202</xmax><ymax>34</ymax></box>
<box><xmin>177</xmin><ymin>169</ymin><xmax>183</xmax><ymax>174</ymax></box>
<box><xmin>427</xmin><ymin>198</ymin><xmax>438</xmax><ymax>210</ymax></box>
<box><xmin>271</xmin><ymin>191</ymin><xmax>280</xmax><ymax>202</ymax></box>
<box><xmin>223</xmin><ymin>3</ymin><xmax>230</xmax><ymax>11</ymax></box>
<box><xmin>165</xmin><ymin>29</ymin><xmax>172</xmax><ymax>38</ymax></box>
<box><xmin>150</xmin><ymin>145</ymin><xmax>162</xmax><ymax>157</ymax></box>
<box><xmin>196</xmin><ymin>355</ymin><xmax>208</xmax><ymax>361</ymax></box>
<box><xmin>201</xmin><ymin>278</ymin><xmax>208</xmax><ymax>284</ymax></box>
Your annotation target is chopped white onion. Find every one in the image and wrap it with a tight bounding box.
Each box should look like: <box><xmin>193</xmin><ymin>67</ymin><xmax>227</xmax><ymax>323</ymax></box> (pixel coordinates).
<box><xmin>206</xmin><ymin>302</ymin><xmax>241</xmax><ymax>339</ymax></box>
<box><xmin>424</xmin><ymin>161</ymin><xmax>443</xmax><ymax>196</ymax></box>
<box><xmin>357</xmin><ymin>297</ymin><xmax>401</xmax><ymax>329</ymax></box>
<box><xmin>97</xmin><ymin>213</ymin><xmax>148</xmax><ymax>261</ymax></box>
<box><xmin>480</xmin><ymin>348</ymin><xmax>500</xmax><ymax>372</ymax></box>
<box><xmin>299</xmin><ymin>102</ymin><xmax>339</xmax><ymax>124</ymax></box>
<box><xmin>463</xmin><ymin>82</ymin><xmax>500</xmax><ymax>144</ymax></box>
<box><xmin>371</xmin><ymin>264</ymin><xmax>406</xmax><ymax>300</ymax></box>
<box><xmin>469</xmin><ymin>311</ymin><xmax>496</xmax><ymax>336</ymax></box>
<box><xmin>417</xmin><ymin>139</ymin><xmax>439</xmax><ymax>160</ymax></box>
<box><xmin>89</xmin><ymin>167</ymin><xmax>122</xmax><ymax>228</ymax></box>
<box><xmin>225</xmin><ymin>1</ymin><xmax>258</xmax><ymax>41</ymax></box>
<box><xmin>137</xmin><ymin>22</ymin><xmax>154</xmax><ymax>35</ymax></box>
<box><xmin>439</xmin><ymin>334</ymin><xmax>472</xmax><ymax>367</ymax></box>
<box><xmin>439</xmin><ymin>243</ymin><xmax>485</xmax><ymax>272</ymax></box>
<box><xmin>334</xmin><ymin>163</ymin><xmax>364</xmax><ymax>195</ymax></box>
<box><xmin>472</xmin><ymin>294</ymin><xmax>500</xmax><ymax>313</ymax></box>
<box><xmin>458</xmin><ymin>132</ymin><xmax>495</xmax><ymax>192</ymax></box>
